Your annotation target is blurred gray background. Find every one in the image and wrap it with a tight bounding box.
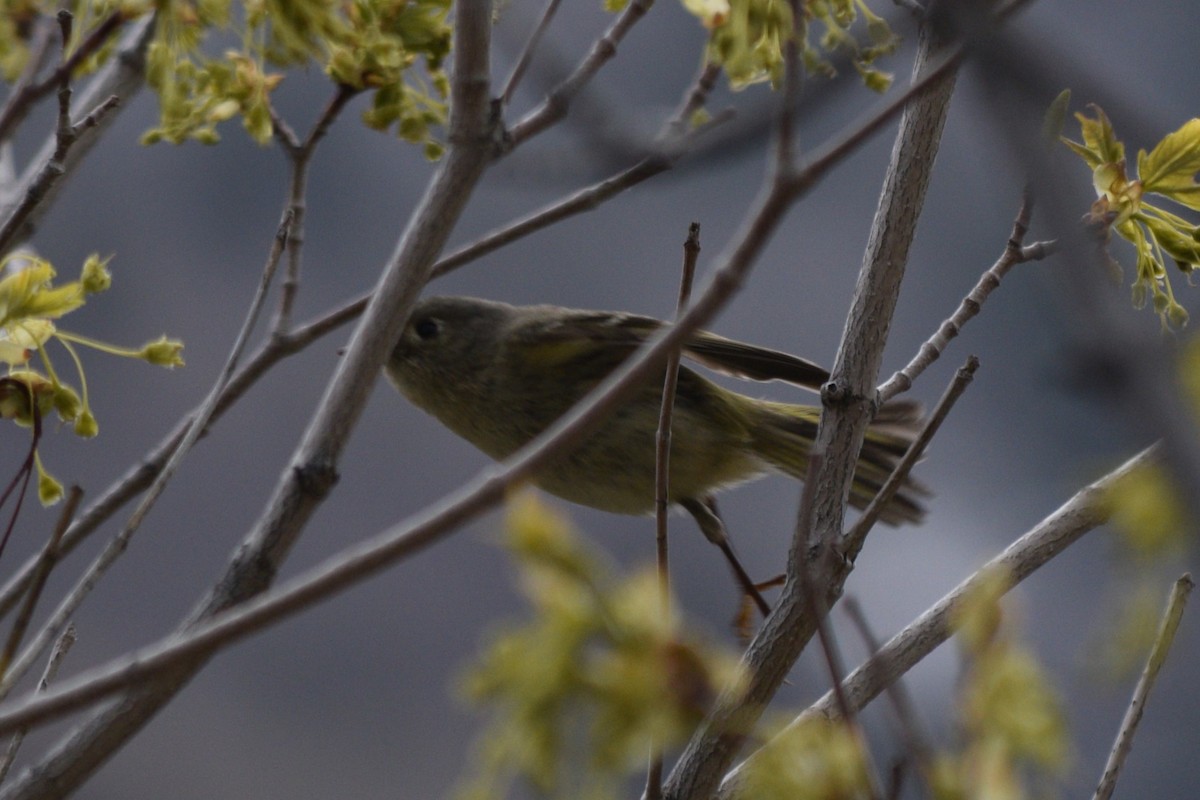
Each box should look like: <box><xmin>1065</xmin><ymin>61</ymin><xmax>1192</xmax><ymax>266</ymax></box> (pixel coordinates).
<box><xmin>3</xmin><ymin>1</ymin><xmax>1198</xmax><ymax>797</ymax></box>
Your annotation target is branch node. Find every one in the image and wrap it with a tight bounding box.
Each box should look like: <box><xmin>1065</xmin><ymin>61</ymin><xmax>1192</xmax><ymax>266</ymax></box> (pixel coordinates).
<box><xmin>292</xmin><ymin>460</ymin><xmax>340</xmax><ymax>496</ymax></box>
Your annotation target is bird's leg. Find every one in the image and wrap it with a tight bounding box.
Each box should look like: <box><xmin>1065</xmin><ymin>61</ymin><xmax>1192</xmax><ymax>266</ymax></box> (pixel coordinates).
<box><xmin>681</xmin><ymin>496</ymin><xmax>771</xmax><ymax>617</ymax></box>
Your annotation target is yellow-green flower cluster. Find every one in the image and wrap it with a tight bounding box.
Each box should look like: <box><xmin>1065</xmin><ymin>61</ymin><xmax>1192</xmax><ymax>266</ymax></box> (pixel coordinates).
<box><xmin>133</xmin><ymin>0</ymin><xmax>450</xmax><ymax>153</ymax></box>
<box><xmin>933</xmin><ymin>568</ymin><xmax>1068</xmax><ymax>799</ymax></box>
<box><xmin>329</xmin><ymin>0</ymin><xmax>450</xmax><ymax>159</ymax></box>
<box><xmin>0</xmin><ymin>253</ymin><xmax>184</xmax><ymax>504</ymax></box>
<box><xmin>738</xmin><ymin>716</ymin><xmax>873</xmax><ymax>800</ymax></box>
<box><xmin>1063</xmin><ymin>105</ymin><xmax>1200</xmax><ymax>329</ymax></box>
<box><xmin>457</xmin><ymin>492</ymin><xmax>745</xmax><ymax>800</ymax></box>
<box><xmin>0</xmin><ymin>0</ymin><xmax>41</xmax><ymax>81</ymax></box>
<box><xmin>681</xmin><ymin>0</ymin><xmax>897</xmax><ymax>92</ymax></box>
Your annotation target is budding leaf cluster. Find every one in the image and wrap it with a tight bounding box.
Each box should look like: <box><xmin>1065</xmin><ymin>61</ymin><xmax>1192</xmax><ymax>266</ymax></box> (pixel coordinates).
<box><xmin>457</xmin><ymin>493</ymin><xmax>745</xmax><ymax>800</ymax></box>
<box><xmin>932</xmin><ymin>567</ymin><xmax>1068</xmax><ymax>799</ymax></box>
<box><xmin>0</xmin><ymin>0</ymin><xmax>452</xmax><ymax>156</ymax></box>
<box><xmin>1062</xmin><ymin>105</ymin><xmax>1200</xmax><ymax>329</ymax></box>
<box><xmin>0</xmin><ymin>253</ymin><xmax>183</xmax><ymax>505</ymax></box>
<box><xmin>680</xmin><ymin>0</ymin><xmax>898</xmax><ymax>92</ymax></box>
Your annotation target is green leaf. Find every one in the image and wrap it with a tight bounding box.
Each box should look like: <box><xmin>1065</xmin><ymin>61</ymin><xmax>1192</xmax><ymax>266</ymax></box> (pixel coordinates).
<box><xmin>1077</xmin><ymin>105</ymin><xmax>1124</xmax><ymax>165</ymax></box>
<box><xmin>1042</xmin><ymin>89</ymin><xmax>1071</xmax><ymax>143</ymax></box>
<box><xmin>1061</xmin><ymin>135</ymin><xmax>1102</xmax><ymax>169</ymax></box>
<box><xmin>1138</xmin><ymin>118</ymin><xmax>1200</xmax><ymax>198</ymax></box>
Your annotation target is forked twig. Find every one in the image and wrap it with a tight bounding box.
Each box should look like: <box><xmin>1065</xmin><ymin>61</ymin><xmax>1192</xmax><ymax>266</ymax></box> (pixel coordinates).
<box><xmin>878</xmin><ymin>194</ymin><xmax>1054</xmax><ymax>403</ymax></box>
<box><xmin>505</xmin><ymin>0</ymin><xmax>655</xmax><ymax>149</ymax></box>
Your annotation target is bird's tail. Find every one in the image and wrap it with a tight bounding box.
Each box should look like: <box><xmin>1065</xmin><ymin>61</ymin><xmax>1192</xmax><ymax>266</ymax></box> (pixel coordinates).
<box><xmin>748</xmin><ymin>398</ymin><xmax>927</xmax><ymax>525</ymax></box>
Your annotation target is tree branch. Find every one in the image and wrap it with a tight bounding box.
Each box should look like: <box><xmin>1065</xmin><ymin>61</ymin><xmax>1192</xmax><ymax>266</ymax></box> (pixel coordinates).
<box><xmin>663</xmin><ymin>20</ymin><xmax>961</xmax><ymax>799</ymax></box>
<box><xmin>720</xmin><ymin>446</ymin><xmax>1154</xmax><ymax>799</ymax></box>
<box><xmin>0</xmin><ymin>15</ymin><xmax>154</xmax><ymax>248</ymax></box>
<box><xmin>877</xmin><ymin>193</ymin><xmax>1055</xmax><ymax>403</ymax></box>
<box><xmin>1093</xmin><ymin>573</ymin><xmax>1194</xmax><ymax>800</ymax></box>
<box><xmin>504</xmin><ymin>0</ymin><xmax>655</xmax><ymax>149</ymax></box>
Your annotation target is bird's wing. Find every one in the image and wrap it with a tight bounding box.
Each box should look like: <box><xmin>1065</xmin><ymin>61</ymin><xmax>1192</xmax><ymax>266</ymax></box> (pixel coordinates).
<box><xmin>508</xmin><ymin>308</ymin><xmax>829</xmax><ymax>391</ymax></box>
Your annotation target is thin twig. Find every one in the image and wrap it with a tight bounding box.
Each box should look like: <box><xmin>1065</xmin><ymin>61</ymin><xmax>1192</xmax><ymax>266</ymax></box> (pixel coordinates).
<box><xmin>843</xmin><ymin>355</ymin><xmax>979</xmax><ymax>556</ymax></box>
<box><xmin>0</xmin><ymin>624</ymin><xmax>74</xmax><ymax>784</ymax></box>
<box><xmin>434</xmin><ymin>60</ymin><xmax>727</xmax><ymax>280</ymax></box>
<box><xmin>774</xmin><ymin>0</ymin><xmax>805</xmax><ymax>173</ymax></box>
<box><xmin>842</xmin><ymin>596</ymin><xmax>934</xmax><ymax>790</ymax></box>
<box><xmin>792</xmin><ymin>454</ymin><xmax>854</xmax><ymax>719</ymax></box>
<box><xmin>0</xmin><ymin>213</ymin><xmax>294</xmax><ymax>700</ymax></box>
<box><xmin>655</xmin><ymin>223</ymin><xmax>701</xmax><ymax>595</ymax></box>
<box><xmin>504</xmin><ymin>0</ymin><xmax>654</xmax><ymax>149</ymax></box>
<box><xmin>662</xmin><ymin>62</ymin><xmax>722</xmax><ymax>142</ymax></box>
<box><xmin>0</xmin><ymin>385</ymin><xmax>41</xmax><ymax>562</ymax></box>
<box><xmin>790</xmin><ymin>454</ymin><xmax>885</xmax><ymax>800</ymax></box>
<box><xmin>646</xmin><ymin>222</ymin><xmax>700</xmax><ymax>800</ymax></box>
<box><xmin>1093</xmin><ymin>573</ymin><xmax>1195</xmax><ymax>800</ymax></box>
<box><xmin>500</xmin><ymin>0</ymin><xmax>564</xmax><ymax>106</ymax></box>
<box><xmin>877</xmin><ymin>193</ymin><xmax>1054</xmax><ymax>402</ymax></box>
<box><xmin>271</xmin><ymin>84</ymin><xmax>360</xmax><ymax>333</ymax></box>
<box><xmin>0</xmin><ymin>9</ymin><xmax>124</xmax><ymax>145</ymax></box>
<box><xmin>0</xmin><ymin>488</ymin><xmax>81</xmax><ymax>680</ymax></box>
<box><xmin>719</xmin><ymin>446</ymin><xmax>1154</xmax><ymax>799</ymax></box>
<box><xmin>0</xmin><ymin>13</ymin><xmax>122</xmax><ymax>254</ymax></box>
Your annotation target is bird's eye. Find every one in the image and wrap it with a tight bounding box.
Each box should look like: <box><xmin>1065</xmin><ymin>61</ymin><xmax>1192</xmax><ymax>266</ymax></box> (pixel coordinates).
<box><xmin>414</xmin><ymin>317</ymin><xmax>440</xmax><ymax>340</ymax></box>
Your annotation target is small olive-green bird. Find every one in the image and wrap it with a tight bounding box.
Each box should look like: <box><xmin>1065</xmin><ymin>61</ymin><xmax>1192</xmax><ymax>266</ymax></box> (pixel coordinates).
<box><xmin>386</xmin><ymin>296</ymin><xmax>925</xmax><ymax>529</ymax></box>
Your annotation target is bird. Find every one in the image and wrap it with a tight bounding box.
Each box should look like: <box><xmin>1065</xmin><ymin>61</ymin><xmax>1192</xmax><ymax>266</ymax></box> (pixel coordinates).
<box><xmin>386</xmin><ymin>295</ymin><xmax>926</xmax><ymax>611</ymax></box>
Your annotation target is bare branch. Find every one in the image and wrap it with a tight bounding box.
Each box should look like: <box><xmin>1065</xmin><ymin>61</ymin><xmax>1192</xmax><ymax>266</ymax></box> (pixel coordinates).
<box><xmin>435</xmin><ymin>59</ymin><xmax>725</xmax><ymax>280</ymax></box>
<box><xmin>505</xmin><ymin>0</ymin><xmax>654</xmax><ymax>149</ymax></box>
<box><xmin>0</xmin><ymin>14</ymin><xmax>124</xmax><ymax>254</ymax></box>
<box><xmin>271</xmin><ymin>84</ymin><xmax>361</xmax><ymax>333</ymax></box>
<box><xmin>0</xmin><ymin>624</ymin><xmax>74</xmax><ymax>784</ymax></box>
<box><xmin>844</xmin><ymin>356</ymin><xmax>978</xmax><ymax>556</ymax></box>
<box><xmin>0</xmin><ymin>488</ymin><xmax>81</xmax><ymax>680</ymax></box>
<box><xmin>842</xmin><ymin>597</ymin><xmax>934</xmax><ymax>789</ymax></box>
<box><xmin>0</xmin><ymin>0</ymin><xmax>957</xmax><ymax>740</ymax></box>
<box><xmin>0</xmin><ymin>9</ymin><xmax>124</xmax><ymax>145</ymax></box>
<box><xmin>655</xmin><ymin>223</ymin><xmax>701</xmax><ymax>598</ymax></box>
<box><xmin>500</xmin><ymin>0</ymin><xmax>564</xmax><ymax>107</ymax></box>
<box><xmin>1</xmin><ymin>15</ymin><xmax>154</xmax><ymax>247</ymax></box>
<box><xmin>877</xmin><ymin>194</ymin><xmax>1055</xmax><ymax>403</ymax></box>
<box><xmin>720</xmin><ymin>446</ymin><xmax>1154</xmax><ymax>798</ymax></box>
<box><xmin>647</xmin><ymin>221</ymin><xmax>701</xmax><ymax>800</ymax></box>
<box><xmin>791</xmin><ymin>454</ymin><xmax>887</xmax><ymax>800</ymax></box>
<box><xmin>663</xmin><ymin>21</ymin><xmax>962</xmax><ymax>800</ymax></box>
<box><xmin>1093</xmin><ymin>573</ymin><xmax>1195</xmax><ymax>800</ymax></box>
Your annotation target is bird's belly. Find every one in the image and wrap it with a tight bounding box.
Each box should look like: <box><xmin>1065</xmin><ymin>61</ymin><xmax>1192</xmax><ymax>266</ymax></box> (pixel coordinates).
<box><xmin>531</xmin><ymin>421</ymin><xmax>764</xmax><ymax>515</ymax></box>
